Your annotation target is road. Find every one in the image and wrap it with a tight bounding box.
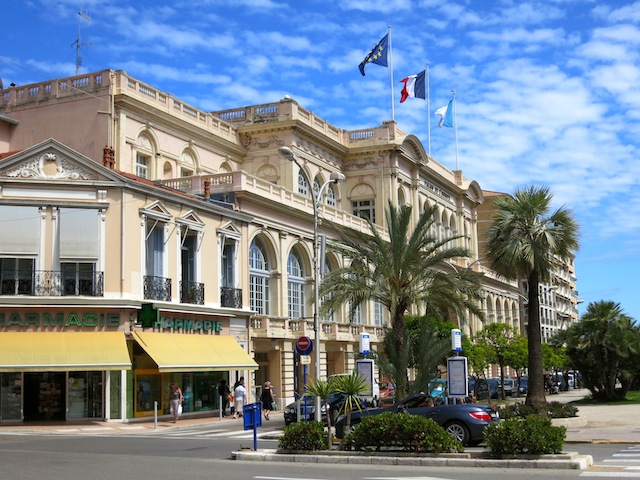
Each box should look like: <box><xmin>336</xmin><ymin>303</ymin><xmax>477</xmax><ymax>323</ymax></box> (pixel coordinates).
<box><xmin>1</xmin><ymin>419</ymin><xmax>639</xmax><ymax>479</ymax></box>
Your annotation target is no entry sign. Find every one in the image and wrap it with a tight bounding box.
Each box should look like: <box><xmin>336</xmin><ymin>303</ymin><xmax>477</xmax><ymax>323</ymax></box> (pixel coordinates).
<box><xmin>296</xmin><ymin>335</ymin><xmax>313</xmax><ymax>355</ymax></box>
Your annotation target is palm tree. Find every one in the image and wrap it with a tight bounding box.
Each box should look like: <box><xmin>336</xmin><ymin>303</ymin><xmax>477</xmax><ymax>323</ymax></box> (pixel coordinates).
<box><xmin>565</xmin><ymin>301</ymin><xmax>639</xmax><ymax>401</ymax></box>
<box><xmin>321</xmin><ymin>201</ymin><xmax>484</xmax><ymax>398</ymax></box>
<box><xmin>333</xmin><ymin>370</ymin><xmax>368</xmax><ymax>439</ymax></box>
<box><xmin>304</xmin><ymin>378</ymin><xmax>337</xmax><ymax>450</ymax></box>
<box><xmin>484</xmin><ymin>185</ymin><xmax>579</xmax><ymax>407</ymax></box>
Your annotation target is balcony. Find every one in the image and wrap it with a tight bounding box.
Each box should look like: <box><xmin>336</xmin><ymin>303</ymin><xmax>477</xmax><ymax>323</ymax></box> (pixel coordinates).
<box><xmin>0</xmin><ymin>270</ymin><xmax>104</xmax><ymax>296</ymax></box>
<box><xmin>143</xmin><ymin>275</ymin><xmax>172</xmax><ymax>301</ymax></box>
<box><xmin>221</xmin><ymin>287</ymin><xmax>242</xmax><ymax>308</ymax></box>
<box><xmin>180</xmin><ymin>280</ymin><xmax>204</xmax><ymax>305</ymax></box>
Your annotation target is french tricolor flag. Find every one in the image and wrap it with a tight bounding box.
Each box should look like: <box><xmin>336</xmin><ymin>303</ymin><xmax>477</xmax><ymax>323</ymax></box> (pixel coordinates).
<box><xmin>399</xmin><ymin>70</ymin><xmax>426</xmax><ymax>103</ymax></box>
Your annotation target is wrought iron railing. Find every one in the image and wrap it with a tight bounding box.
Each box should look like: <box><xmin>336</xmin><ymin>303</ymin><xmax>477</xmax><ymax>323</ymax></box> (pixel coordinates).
<box><xmin>0</xmin><ymin>270</ymin><xmax>104</xmax><ymax>296</ymax></box>
<box><xmin>221</xmin><ymin>287</ymin><xmax>242</xmax><ymax>308</ymax></box>
<box><xmin>180</xmin><ymin>280</ymin><xmax>205</xmax><ymax>305</ymax></box>
<box><xmin>143</xmin><ymin>275</ymin><xmax>172</xmax><ymax>301</ymax></box>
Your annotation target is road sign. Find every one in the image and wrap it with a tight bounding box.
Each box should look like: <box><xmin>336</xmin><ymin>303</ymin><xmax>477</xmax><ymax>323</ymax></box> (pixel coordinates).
<box><xmin>299</xmin><ymin>355</ymin><xmax>311</xmax><ymax>365</ymax></box>
<box><xmin>296</xmin><ymin>335</ymin><xmax>313</xmax><ymax>355</ymax></box>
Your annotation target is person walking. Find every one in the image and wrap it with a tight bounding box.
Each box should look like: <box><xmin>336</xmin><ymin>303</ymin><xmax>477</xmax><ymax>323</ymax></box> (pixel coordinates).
<box><xmin>260</xmin><ymin>381</ymin><xmax>275</xmax><ymax>420</ymax></box>
<box><xmin>232</xmin><ymin>378</ymin><xmax>247</xmax><ymax>419</ymax></box>
<box><xmin>218</xmin><ymin>379</ymin><xmax>230</xmax><ymax>417</ymax></box>
<box><xmin>169</xmin><ymin>382</ymin><xmax>183</xmax><ymax>423</ymax></box>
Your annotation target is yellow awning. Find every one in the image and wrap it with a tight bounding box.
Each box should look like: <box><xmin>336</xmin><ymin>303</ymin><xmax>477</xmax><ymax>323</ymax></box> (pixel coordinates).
<box><xmin>133</xmin><ymin>332</ymin><xmax>258</xmax><ymax>372</ymax></box>
<box><xmin>0</xmin><ymin>332</ymin><xmax>132</xmax><ymax>372</ymax></box>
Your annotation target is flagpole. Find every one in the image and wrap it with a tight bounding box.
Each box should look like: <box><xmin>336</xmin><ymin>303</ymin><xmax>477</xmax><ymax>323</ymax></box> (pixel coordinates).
<box><xmin>388</xmin><ymin>26</ymin><xmax>395</xmax><ymax>122</ymax></box>
<box><xmin>426</xmin><ymin>63</ymin><xmax>431</xmax><ymax>157</ymax></box>
<box><xmin>452</xmin><ymin>89</ymin><xmax>459</xmax><ymax>170</ymax></box>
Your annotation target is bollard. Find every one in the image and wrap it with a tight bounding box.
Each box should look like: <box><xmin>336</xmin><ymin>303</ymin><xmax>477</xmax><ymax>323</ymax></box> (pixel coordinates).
<box><xmin>154</xmin><ymin>400</ymin><xmax>158</xmax><ymax>429</ymax></box>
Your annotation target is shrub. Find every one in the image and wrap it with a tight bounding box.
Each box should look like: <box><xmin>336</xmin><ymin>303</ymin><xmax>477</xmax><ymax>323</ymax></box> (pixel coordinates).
<box><xmin>498</xmin><ymin>401</ymin><xmax>578</xmax><ymax>419</ymax></box>
<box><xmin>278</xmin><ymin>421</ymin><xmax>327</xmax><ymax>451</ymax></box>
<box><xmin>341</xmin><ymin>412</ymin><xmax>464</xmax><ymax>453</ymax></box>
<box><xmin>484</xmin><ymin>415</ymin><xmax>566</xmax><ymax>455</ymax></box>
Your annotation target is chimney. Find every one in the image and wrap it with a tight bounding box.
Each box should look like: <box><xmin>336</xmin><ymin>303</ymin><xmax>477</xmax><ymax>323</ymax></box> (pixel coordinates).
<box><xmin>103</xmin><ymin>146</ymin><xmax>115</xmax><ymax>169</ymax></box>
<box><xmin>204</xmin><ymin>178</ymin><xmax>211</xmax><ymax>199</ymax></box>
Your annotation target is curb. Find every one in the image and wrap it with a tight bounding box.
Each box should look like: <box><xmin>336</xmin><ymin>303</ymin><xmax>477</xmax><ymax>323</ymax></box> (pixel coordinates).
<box><xmin>231</xmin><ymin>449</ymin><xmax>593</xmax><ymax>470</ymax></box>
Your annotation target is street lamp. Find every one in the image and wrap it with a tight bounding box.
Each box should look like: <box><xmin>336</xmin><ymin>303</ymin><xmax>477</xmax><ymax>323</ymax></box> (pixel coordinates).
<box><xmin>278</xmin><ymin>145</ymin><xmax>346</xmax><ymax>421</ymax></box>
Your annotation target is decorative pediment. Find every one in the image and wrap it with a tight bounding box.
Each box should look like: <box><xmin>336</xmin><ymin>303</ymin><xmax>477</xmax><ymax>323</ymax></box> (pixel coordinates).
<box><xmin>0</xmin><ymin>139</ymin><xmax>121</xmax><ymax>182</ymax></box>
<box><xmin>177</xmin><ymin>210</ymin><xmax>205</xmax><ymax>230</ymax></box>
<box><xmin>218</xmin><ymin>220</ymin><xmax>242</xmax><ymax>240</ymax></box>
<box><xmin>140</xmin><ymin>200</ymin><xmax>172</xmax><ymax>221</ymax></box>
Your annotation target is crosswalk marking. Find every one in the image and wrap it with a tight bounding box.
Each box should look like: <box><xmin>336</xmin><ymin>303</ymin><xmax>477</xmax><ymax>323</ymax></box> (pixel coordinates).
<box><xmin>581</xmin><ymin>445</ymin><xmax>640</xmax><ymax>478</ymax></box>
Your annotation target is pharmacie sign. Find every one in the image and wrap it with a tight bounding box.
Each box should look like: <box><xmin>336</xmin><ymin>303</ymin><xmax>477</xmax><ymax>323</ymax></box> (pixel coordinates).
<box><xmin>0</xmin><ymin>312</ymin><xmax>121</xmax><ymax>328</ymax></box>
<box><xmin>137</xmin><ymin>303</ymin><xmax>222</xmax><ymax>332</ymax></box>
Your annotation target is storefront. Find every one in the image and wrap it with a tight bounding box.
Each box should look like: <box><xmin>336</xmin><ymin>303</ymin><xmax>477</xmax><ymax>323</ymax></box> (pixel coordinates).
<box><xmin>131</xmin><ymin>332</ymin><xmax>258</xmax><ymax>418</ymax></box>
<box><xmin>0</xmin><ymin>331</ymin><xmax>131</xmax><ymax>422</ymax></box>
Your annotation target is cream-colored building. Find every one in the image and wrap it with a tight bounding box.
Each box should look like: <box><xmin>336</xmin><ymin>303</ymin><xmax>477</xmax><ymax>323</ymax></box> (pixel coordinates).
<box><xmin>0</xmin><ymin>69</ymin><xmax>532</xmax><ymax>421</ymax></box>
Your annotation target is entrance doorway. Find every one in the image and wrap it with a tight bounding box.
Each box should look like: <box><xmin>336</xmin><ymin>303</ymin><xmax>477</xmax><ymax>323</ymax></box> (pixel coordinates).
<box><xmin>24</xmin><ymin>372</ymin><xmax>66</xmax><ymax>421</ymax></box>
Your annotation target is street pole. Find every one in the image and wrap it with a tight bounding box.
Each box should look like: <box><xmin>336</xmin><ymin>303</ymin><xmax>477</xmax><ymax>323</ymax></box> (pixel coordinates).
<box><xmin>279</xmin><ymin>146</ymin><xmax>345</xmax><ymax>421</ymax></box>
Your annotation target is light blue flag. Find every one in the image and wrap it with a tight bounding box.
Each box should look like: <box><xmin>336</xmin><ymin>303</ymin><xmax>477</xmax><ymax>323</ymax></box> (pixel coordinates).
<box><xmin>443</xmin><ymin>99</ymin><xmax>454</xmax><ymax>128</ymax></box>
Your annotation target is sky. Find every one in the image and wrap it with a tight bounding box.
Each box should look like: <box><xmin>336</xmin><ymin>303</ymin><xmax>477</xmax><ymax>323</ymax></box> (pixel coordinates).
<box><xmin>2</xmin><ymin>0</ymin><xmax>639</xmax><ymax>321</ymax></box>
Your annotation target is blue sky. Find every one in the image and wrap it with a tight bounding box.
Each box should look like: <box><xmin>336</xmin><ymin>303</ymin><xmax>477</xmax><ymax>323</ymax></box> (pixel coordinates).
<box><xmin>2</xmin><ymin>0</ymin><xmax>639</xmax><ymax>321</ymax></box>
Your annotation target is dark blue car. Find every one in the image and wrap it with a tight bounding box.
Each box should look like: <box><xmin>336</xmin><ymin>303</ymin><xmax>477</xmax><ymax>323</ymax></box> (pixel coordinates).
<box><xmin>334</xmin><ymin>392</ymin><xmax>499</xmax><ymax>446</ymax></box>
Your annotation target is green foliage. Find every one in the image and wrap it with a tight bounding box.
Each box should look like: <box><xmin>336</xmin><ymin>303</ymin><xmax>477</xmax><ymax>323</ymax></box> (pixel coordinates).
<box><xmin>320</xmin><ymin>202</ymin><xmax>484</xmax><ymax>398</ymax></box>
<box><xmin>304</xmin><ymin>378</ymin><xmax>337</xmax><ymax>449</ymax></box>
<box><xmin>332</xmin><ymin>370</ymin><xmax>367</xmax><ymax>436</ymax></box>
<box><xmin>474</xmin><ymin>323</ymin><xmax>516</xmax><ymax>399</ymax></box>
<box><xmin>278</xmin><ymin>421</ymin><xmax>327</xmax><ymax>451</ymax></box>
<box><xmin>498</xmin><ymin>401</ymin><xmax>578</xmax><ymax>419</ymax></box>
<box><xmin>483</xmin><ymin>415</ymin><xmax>566</xmax><ymax>455</ymax></box>
<box><xmin>565</xmin><ymin>300</ymin><xmax>640</xmax><ymax>401</ymax></box>
<box><xmin>340</xmin><ymin>412</ymin><xmax>464</xmax><ymax>453</ymax></box>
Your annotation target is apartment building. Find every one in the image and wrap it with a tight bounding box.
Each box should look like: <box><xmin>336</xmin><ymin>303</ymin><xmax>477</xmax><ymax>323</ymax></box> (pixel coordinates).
<box><xmin>0</xmin><ymin>69</ymin><xmax>525</xmax><ymax>421</ymax></box>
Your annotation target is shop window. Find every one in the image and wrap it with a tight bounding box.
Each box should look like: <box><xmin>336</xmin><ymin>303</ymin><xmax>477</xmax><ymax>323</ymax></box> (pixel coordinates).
<box><xmin>68</xmin><ymin>371</ymin><xmax>104</xmax><ymax>419</ymax></box>
<box><xmin>0</xmin><ymin>372</ymin><xmax>22</xmax><ymax>421</ymax></box>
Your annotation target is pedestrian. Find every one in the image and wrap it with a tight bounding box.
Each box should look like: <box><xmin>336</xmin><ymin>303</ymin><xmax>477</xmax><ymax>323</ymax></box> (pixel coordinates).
<box><xmin>260</xmin><ymin>381</ymin><xmax>275</xmax><ymax>420</ymax></box>
<box><xmin>169</xmin><ymin>382</ymin><xmax>183</xmax><ymax>423</ymax></box>
<box><xmin>218</xmin><ymin>379</ymin><xmax>230</xmax><ymax>417</ymax></box>
<box><xmin>232</xmin><ymin>378</ymin><xmax>247</xmax><ymax>419</ymax></box>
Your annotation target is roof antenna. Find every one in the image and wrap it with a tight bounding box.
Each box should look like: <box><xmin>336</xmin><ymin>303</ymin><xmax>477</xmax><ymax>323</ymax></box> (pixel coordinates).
<box><xmin>72</xmin><ymin>7</ymin><xmax>92</xmax><ymax>75</ymax></box>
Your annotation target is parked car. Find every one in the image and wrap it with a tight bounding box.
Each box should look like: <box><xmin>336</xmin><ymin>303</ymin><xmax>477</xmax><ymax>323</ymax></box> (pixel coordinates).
<box><xmin>517</xmin><ymin>376</ymin><xmax>528</xmax><ymax>395</ymax></box>
<box><xmin>474</xmin><ymin>378</ymin><xmax>499</xmax><ymax>400</ymax></box>
<box><xmin>379</xmin><ymin>382</ymin><xmax>396</xmax><ymax>399</ymax></box>
<box><xmin>283</xmin><ymin>393</ymin><xmax>353</xmax><ymax>425</ymax></box>
<box><xmin>498</xmin><ymin>378</ymin><xmax>515</xmax><ymax>396</ymax></box>
<box><xmin>334</xmin><ymin>392</ymin><xmax>499</xmax><ymax>445</ymax></box>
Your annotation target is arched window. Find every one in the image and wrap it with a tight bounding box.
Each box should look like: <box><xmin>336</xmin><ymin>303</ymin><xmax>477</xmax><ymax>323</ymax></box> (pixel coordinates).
<box><xmin>298</xmin><ymin>171</ymin><xmax>309</xmax><ymax>197</ymax></box>
<box><xmin>326</xmin><ymin>183</ymin><xmax>337</xmax><ymax>207</ymax></box>
<box><xmin>287</xmin><ymin>250</ymin><xmax>305</xmax><ymax>319</ymax></box>
<box><xmin>249</xmin><ymin>239</ymin><xmax>270</xmax><ymax>315</ymax></box>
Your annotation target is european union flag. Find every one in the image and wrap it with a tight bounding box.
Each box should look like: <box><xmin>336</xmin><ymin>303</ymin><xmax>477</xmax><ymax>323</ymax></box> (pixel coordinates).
<box><xmin>359</xmin><ymin>34</ymin><xmax>389</xmax><ymax>76</ymax></box>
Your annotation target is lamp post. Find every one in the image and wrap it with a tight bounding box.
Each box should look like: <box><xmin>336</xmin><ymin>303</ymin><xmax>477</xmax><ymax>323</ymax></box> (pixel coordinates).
<box><xmin>279</xmin><ymin>146</ymin><xmax>346</xmax><ymax>421</ymax></box>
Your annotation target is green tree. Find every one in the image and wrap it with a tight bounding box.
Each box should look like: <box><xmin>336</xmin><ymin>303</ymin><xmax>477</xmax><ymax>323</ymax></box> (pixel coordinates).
<box><xmin>565</xmin><ymin>301</ymin><xmax>640</xmax><ymax>401</ymax></box>
<box><xmin>504</xmin><ymin>335</ymin><xmax>528</xmax><ymax>378</ymax></box>
<box><xmin>484</xmin><ymin>185</ymin><xmax>579</xmax><ymax>407</ymax></box>
<box><xmin>474</xmin><ymin>323</ymin><xmax>516</xmax><ymax>399</ymax></box>
<box><xmin>321</xmin><ymin>202</ymin><xmax>484</xmax><ymax>397</ymax></box>
<box><xmin>406</xmin><ymin>316</ymin><xmax>453</xmax><ymax>392</ymax></box>
<box><xmin>304</xmin><ymin>378</ymin><xmax>336</xmax><ymax>449</ymax></box>
<box><xmin>333</xmin><ymin>370</ymin><xmax>368</xmax><ymax>439</ymax></box>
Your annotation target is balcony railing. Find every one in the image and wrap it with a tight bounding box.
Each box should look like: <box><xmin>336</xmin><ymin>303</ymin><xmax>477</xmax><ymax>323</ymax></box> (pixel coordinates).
<box><xmin>0</xmin><ymin>270</ymin><xmax>104</xmax><ymax>296</ymax></box>
<box><xmin>143</xmin><ymin>275</ymin><xmax>172</xmax><ymax>301</ymax></box>
<box><xmin>221</xmin><ymin>287</ymin><xmax>242</xmax><ymax>308</ymax></box>
<box><xmin>180</xmin><ymin>280</ymin><xmax>204</xmax><ymax>305</ymax></box>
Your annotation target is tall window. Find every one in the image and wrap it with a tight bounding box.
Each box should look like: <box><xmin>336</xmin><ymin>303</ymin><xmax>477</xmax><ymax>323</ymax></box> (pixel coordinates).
<box><xmin>249</xmin><ymin>239</ymin><xmax>270</xmax><ymax>315</ymax></box>
<box><xmin>136</xmin><ymin>153</ymin><xmax>150</xmax><ymax>179</ymax></box>
<box><xmin>59</xmin><ymin>208</ymin><xmax>100</xmax><ymax>295</ymax></box>
<box><xmin>373</xmin><ymin>300</ymin><xmax>384</xmax><ymax>326</ymax></box>
<box><xmin>326</xmin><ymin>184</ymin><xmax>337</xmax><ymax>207</ymax></box>
<box><xmin>221</xmin><ymin>241</ymin><xmax>235</xmax><ymax>288</ymax></box>
<box><xmin>352</xmin><ymin>200</ymin><xmax>375</xmax><ymax>223</ymax></box>
<box><xmin>287</xmin><ymin>251</ymin><xmax>305</xmax><ymax>319</ymax></box>
<box><xmin>349</xmin><ymin>300</ymin><xmax>362</xmax><ymax>324</ymax></box>
<box><xmin>0</xmin><ymin>206</ymin><xmax>39</xmax><ymax>295</ymax></box>
<box><xmin>298</xmin><ymin>171</ymin><xmax>309</xmax><ymax>197</ymax></box>
<box><xmin>145</xmin><ymin>221</ymin><xmax>164</xmax><ymax>277</ymax></box>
